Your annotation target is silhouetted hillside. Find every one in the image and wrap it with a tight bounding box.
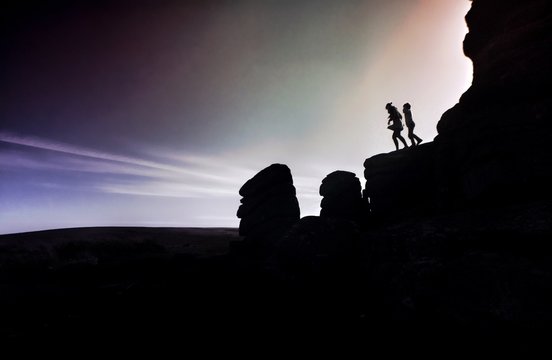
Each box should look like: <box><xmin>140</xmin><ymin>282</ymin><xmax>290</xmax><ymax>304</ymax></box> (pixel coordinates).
<box><xmin>2</xmin><ymin>0</ymin><xmax>552</xmax><ymax>351</ymax></box>
<box><xmin>231</xmin><ymin>0</ymin><xmax>552</xmax><ymax>348</ymax></box>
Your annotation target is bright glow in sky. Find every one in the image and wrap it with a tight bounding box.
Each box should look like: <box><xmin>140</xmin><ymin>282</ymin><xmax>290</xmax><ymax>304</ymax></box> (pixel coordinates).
<box><xmin>0</xmin><ymin>0</ymin><xmax>472</xmax><ymax>234</ymax></box>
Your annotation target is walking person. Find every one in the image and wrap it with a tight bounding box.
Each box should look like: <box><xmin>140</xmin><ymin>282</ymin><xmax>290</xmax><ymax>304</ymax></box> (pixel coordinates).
<box><xmin>403</xmin><ymin>103</ymin><xmax>423</xmax><ymax>146</ymax></box>
<box><xmin>386</xmin><ymin>102</ymin><xmax>408</xmax><ymax>151</ymax></box>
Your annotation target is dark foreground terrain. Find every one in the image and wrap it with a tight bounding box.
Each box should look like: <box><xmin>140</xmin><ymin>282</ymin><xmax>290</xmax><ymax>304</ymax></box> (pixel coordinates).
<box><xmin>1</xmin><ymin>211</ymin><xmax>551</xmax><ymax>353</ymax></box>
<box><xmin>0</xmin><ymin>228</ymin><xmax>245</xmax><ymax>343</ymax></box>
<box><xmin>0</xmin><ymin>226</ymin><xmax>381</xmax><ymax>350</ymax></box>
<box><xmin>2</xmin><ymin>0</ymin><xmax>551</xmax><ymax>352</ymax></box>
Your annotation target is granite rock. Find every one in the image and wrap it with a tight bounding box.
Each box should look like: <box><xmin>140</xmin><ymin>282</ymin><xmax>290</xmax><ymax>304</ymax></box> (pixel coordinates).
<box><xmin>319</xmin><ymin>171</ymin><xmax>365</xmax><ymax>222</ymax></box>
<box><xmin>237</xmin><ymin>164</ymin><xmax>300</xmax><ymax>242</ymax></box>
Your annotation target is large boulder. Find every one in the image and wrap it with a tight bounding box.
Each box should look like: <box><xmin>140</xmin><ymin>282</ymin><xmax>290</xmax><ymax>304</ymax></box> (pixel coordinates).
<box><xmin>319</xmin><ymin>171</ymin><xmax>365</xmax><ymax>222</ymax></box>
<box><xmin>363</xmin><ymin>0</ymin><xmax>552</xmax><ymax>222</ymax></box>
<box><xmin>435</xmin><ymin>0</ymin><xmax>552</xmax><ymax>206</ymax></box>
<box><xmin>363</xmin><ymin>143</ymin><xmax>437</xmax><ymax>220</ymax></box>
<box><xmin>237</xmin><ymin>164</ymin><xmax>300</xmax><ymax>242</ymax></box>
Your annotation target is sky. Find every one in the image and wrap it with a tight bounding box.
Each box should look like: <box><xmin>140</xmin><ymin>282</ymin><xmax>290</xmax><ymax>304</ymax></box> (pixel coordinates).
<box><xmin>0</xmin><ymin>0</ymin><xmax>472</xmax><ymax>234</ymax></box>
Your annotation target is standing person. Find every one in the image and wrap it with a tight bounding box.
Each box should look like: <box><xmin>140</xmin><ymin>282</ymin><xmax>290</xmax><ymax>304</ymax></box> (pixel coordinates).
<box><xmin>386</xmin><ymin>102</ymin><xmax>408</xmax><ymax>151</ymax></box>
<box><xmin>403</xmin><ymin>103</ymin><xmax>423</xmax><ymax>146</ymax></box>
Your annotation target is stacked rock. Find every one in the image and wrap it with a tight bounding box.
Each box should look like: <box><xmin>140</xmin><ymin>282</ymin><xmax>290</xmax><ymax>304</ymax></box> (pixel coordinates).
<box><xmin>319</xmin><ymin>171</ymin><xmax>364</xmax><ymax>222</ymax></box>
<box><xmin>237</xmin><ymin>164</ymin><xmax>300</xmax><ymax>243</ymax></box>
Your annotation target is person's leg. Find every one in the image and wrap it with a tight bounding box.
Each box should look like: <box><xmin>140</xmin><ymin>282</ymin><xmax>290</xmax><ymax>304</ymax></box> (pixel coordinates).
<box><xmin>410</xmin><ymin>125</ymin><xmax>422</xmax><ymax>145</ymax></box>
<box><xmin>392</xmin><ymin>134</ymin><xmax>399</xmax><ymax>151</ymax></box>
<box><xmin>408</xmin><ymin>128</ymin><xmax>416</xmax><ymax>146</ymax></box>
<box><xmin>399</xmin><ymin>135</ymin><xmax>408</xmax><ymax>148</ymax></box>
<box><xmin>398</xmin><ymin>135</ymin><xmax>408</xmax><ymax>149</ymax></box>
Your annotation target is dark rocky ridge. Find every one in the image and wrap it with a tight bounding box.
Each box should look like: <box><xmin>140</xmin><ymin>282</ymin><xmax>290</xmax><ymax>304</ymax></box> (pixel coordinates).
<box><xmin>359</xmin><ymin>0</ymin><xmax>552</xmax><ymax>338</ymax></box>
<box><xmin>362</xmin><ymin>1</ymin><xmax>552</xmax><ymax>333</ymax></box>
<box><xmin>363</xmin><ymin>143</ymin><xmax>437</xmax><ymax>220</ymax></box>
<box><xmin>3</xmin><ymin>0</ymin><xmax>552</xmax><ymax>349</ymax></box>
<box><xmin>435</xmin><ymin>0</ymin><xmax>552</xmax><ymax>207</ymax></box>
<box><xmin>233</xmin><ymin>0</ymin><xmax>552</xmax><ymax>341</ymax></box>
<box><xmin>364</xmin><ymin>0</ymin><xmax>552</xmax><ymax>217</ymax></box>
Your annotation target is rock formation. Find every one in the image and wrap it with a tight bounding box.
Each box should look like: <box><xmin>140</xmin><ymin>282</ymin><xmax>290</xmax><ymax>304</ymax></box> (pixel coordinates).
<box><xmin>6</xmin><ymin>0</ymin><xmax>552</xmax><ymax>346</ymax></box>
<box><xmin>363</xmin><ymin>0</ymin><xmax>552</xmax><ymax>220</ymax></box>
<box><xmin>237</xmin><ymin>163</ymin><xmax>300</xmax><ymax>245</ymax></box>
<box><xmin>357</xmin><ymin>0</ymin><xmax>552</xmax><ymax>333</ymax></box>
<box><xmin>435</xmin><ymin>0</ymin><xmax>552</xmax><ymax>206</ymax></box>
<box><xmin>319</xmin><ymin>171</ymin><xmax>365</xmax><ymax>222</ymax></box>
<box><xmin>230</xmin><ymin>0</ymin><xmax>552</xmax><ymax>338</ymax></box>
<box><xmin>363</xmin><ymin>143</ymin><xmax>437</xmax><ymax>220</ymax></box>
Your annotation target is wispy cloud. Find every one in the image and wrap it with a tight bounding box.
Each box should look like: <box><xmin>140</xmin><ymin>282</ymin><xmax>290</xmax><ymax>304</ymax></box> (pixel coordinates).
<box><xmin>99</xmin><ymin>180</ymin><xmax>237</xmax><ymax>198</ymax></box>
<box><xmin>0</xmin><ymin>132</ymin><xmax>235</xmax><ymax>183</ymax></box>
<box><xmin>0</xmin><ymin>132</ymin><xmax>246</xmax><ymax>199</ymax></box>
<box><xmin>0</xmin><ymin>132</ymin><xmax>327</xmax><ymax>228</ymax></box>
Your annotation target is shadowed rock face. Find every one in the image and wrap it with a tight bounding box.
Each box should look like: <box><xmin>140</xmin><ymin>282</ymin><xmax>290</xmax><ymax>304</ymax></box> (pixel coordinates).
<box><xmin>363</xmin><ymin>143</ymin><xmax>437</xmax><ymax>220</ymax></box>
<box><xmin>356</xmin><ymin>1</ymin><xmax>552</xmax><ymax>332</ymax></box>
<box><xmin>362</xmin><ymin>0</ymin><xmax>551</xmax><ymax>219</ymax></box>
<box><xmin>226</xmin><ymin>1</ymin><xmax>552</xmax><ymax>337</ymax></box>
<box><xmin>436</xmin><ymin>0</ymin><xmax>552</xmax><ymax>205</ymax></box>
<box><xmin>319</xmin><ymin>171</ymin><xmax>365</xmax><ymax>222</ymax></box>
<box><xmin>237</xmin><ymin>164</ymin><xmax>300</xmax><ymax>241</ymax></box>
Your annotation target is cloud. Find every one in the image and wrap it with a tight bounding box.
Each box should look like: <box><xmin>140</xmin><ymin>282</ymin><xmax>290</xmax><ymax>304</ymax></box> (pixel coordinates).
<box><xmin>0</xmin><ymin>131</ymin><xmax>327</xmax><ymax>226</ymax></box>
<box><xmin>0</xmin><ymin>132</ymin><xmax>228</xmax><ymax>180</ymax></box>
<box><xmin>0</xmin><ymin>132</ymin><xmax>248</xmax><ymax>199</ymax></box>
<box><xmin>99</xmin><ymin>181</ymin><xmax>236</xmax><ymax>199</ymax></box>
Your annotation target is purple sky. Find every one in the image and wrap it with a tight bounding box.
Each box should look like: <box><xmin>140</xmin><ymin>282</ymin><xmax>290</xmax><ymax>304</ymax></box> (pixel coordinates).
<box><xmin>0</xmin><ymin>0</ymin><xmax>472</xmax><ymax>234</ymax></box>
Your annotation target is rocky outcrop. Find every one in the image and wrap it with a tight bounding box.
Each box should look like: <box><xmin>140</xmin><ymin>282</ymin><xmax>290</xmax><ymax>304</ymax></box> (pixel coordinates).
<box><xmin>362</xmin><ymin>0</ymin><xmax>552</xmax><ymax>221</ymax></box>
<box><xmin>363</xmin><ymin>143</ymin><xmax>437</xmax><ymax>220</ymax></box>
<box><xmin>356</xmin><ymin>1</ymin><xmax>552</xmax><ymax>332</ymax></box>
<box><xmin>237</xmin><ymin>164</ymin><xmax>300</xmax><ymax>244</ymax></box>
<box><xmin>319</xmin><ymin>171</ymin><xmax>365</xmax><ymax>222</ymax></box>
<box><xmin>228</xmin><ymin>1</ymin><xmax>552</xmax><ymax>337</ymax></box>
<box><xmin>435</xmin><ymin>0</ymin><xmax>552</xmax><ymax>206</ymax></box>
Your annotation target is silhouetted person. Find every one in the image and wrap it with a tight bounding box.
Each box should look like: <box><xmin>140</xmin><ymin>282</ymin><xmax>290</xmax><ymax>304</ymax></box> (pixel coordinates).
<box><xmin>403</xmin><ymin>103</ymin><xmax>423</xmax><ymax>146</ymax></box>
<box><xmin>386</xmin><ymin>102</ymin><xmax>408</xmax><ymax>151</ymax></box>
